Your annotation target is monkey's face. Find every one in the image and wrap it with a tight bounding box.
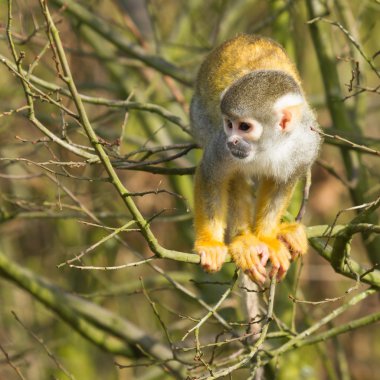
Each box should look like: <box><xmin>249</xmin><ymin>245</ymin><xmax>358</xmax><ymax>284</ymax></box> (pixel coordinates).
<box><xmin>223</xmin><ymin>117</ymin><xmax>263</xmax><ymax>160</ymax></box>
<box><xmin>220</xmin><ymin>71</ymin><xmax>305</xmax><ymax>162</ymax></box>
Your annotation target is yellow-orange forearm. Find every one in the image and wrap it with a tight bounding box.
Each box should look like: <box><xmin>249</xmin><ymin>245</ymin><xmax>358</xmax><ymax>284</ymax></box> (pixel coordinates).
<box><xmin>193</xmin><ymin>167</ymin><xmax>228</xmax><ymax>244</ymax></box>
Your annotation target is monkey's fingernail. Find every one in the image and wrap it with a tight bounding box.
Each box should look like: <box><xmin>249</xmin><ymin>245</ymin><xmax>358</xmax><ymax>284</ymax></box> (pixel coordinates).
<box><xmin>269</xmin><ymin>266</ymin><xmax>279</xmax><ymax>279</ymax></box>
<box><xmin>260</xmin><ymin>253</ymin><xmax>269</xmax><ymax>266</ymax></box>
<box><xmin>256</xmin><ymin>265</ymin><xmax>266</xmax><ymax>276</ymax></box>
<box><xmin>249</xmin><ymin>268</ymin><xmax>266</xmax><ymax>285</ymax></box>
<box><xmin>256</xmin><ymin>275</ymin><xmax>266</xmax><ymax>286</ymax></box>
<box><xmin>278</xmin><ymin>266</ymin><xmax>287</xmax><ymax>279</ymax></box>
<box><xmin>291</xmin><ymin>250</ymin><xmax>301</xmax><ymax>260</ymax></box>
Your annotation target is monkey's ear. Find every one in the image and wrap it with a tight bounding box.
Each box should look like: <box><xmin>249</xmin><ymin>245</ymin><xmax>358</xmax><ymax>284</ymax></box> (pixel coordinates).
<box><xmin>274</xmin><ymin>93</ymin><xmax>304</xmax><ymax>132</ymax></box>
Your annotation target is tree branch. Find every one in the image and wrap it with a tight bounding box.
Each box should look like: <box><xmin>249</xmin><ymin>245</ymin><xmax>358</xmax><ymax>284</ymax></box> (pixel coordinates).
<box><xmin>0</xmin><ymin>249</ymin><xmax>186</xmax><ymax>379</ymax></box>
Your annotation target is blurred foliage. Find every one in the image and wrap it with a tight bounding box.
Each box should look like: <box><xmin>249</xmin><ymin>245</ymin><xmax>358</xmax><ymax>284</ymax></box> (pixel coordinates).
<box><xmin>0</xmin><ymin>0</ymin><xmax>379</xmax><ymax>379</ymax></box>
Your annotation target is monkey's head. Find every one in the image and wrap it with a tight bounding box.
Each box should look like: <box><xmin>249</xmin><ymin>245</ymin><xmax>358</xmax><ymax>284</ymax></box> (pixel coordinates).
<box><xmin>220</xmin><ymin>70</ymin><xmax>305</xmax><ymax>161</ymax></box>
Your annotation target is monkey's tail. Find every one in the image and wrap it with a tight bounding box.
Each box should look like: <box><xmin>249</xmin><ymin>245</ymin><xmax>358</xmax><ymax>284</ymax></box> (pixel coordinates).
<box><xmin>241</xmin><ymin>274</ymin><xmax>265</xmax><ymax>380</ymax></box>
<box><xmin>241</xmin><ymin>274</ymin><xmax>261</xmax><ymax>336</ymax></box>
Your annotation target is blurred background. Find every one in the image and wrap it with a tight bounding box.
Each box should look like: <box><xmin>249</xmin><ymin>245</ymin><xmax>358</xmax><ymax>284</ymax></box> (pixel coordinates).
<box><xmin>0</xmin><ymin>0</ymin><xmax>379</xmax><ymax>379</ymax></box>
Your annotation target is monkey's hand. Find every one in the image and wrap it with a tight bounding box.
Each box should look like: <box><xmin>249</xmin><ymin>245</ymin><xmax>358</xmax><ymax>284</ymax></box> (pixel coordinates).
<box><xmin>277</xmin><ymin>222</ymin><xmax>308</xmax><ymax>260</ymax></box>
<box><xmin>229</xmin><ymin>233</ymin><xmax>270</xmax><ymax>285</ymax></box>
<box><xmin>230</xmin><ymin>233</ymin><xmax>292</xmax><ymax>284</ymax></box>
<box><xmin>195</xmin><ymin>239</ymin><xmax>228</xmax><ymax>273</ymax></box>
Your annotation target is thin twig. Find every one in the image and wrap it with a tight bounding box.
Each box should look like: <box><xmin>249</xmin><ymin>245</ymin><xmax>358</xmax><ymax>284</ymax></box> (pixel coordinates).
<box><xmin>68</xmin><ymin>257</ymin><xmax>156</xmax><ymax>271</ymax></box>
<box><xmin>38</xmin><ymin>0</ymin><xmax>197</xmax><ymax>264</ymax></box>
<box><xmin>306</xmin><ymin>17</ymin><xmax>380</xmax><ymax>78</ymax></box>
<box><xmin>313</xmin><ymin>127</ymin><xmax>380</xmax><ymax>157</ymax></box>
<box><xmin>0</xmin><ymin>343</ymin><xmax>26</xmax><ymax>380</ymax></box>
<box><xmin>12</xmin><ymin>311</ymin><xmax>76</xmax><ymax>380</ymax></box>
<box><xmin>57</xmin><ymin>220</ymin><xmax>137</xmax><ymax>268</ymax></box>
<box><xmin>181</xmin><ymin>270</ymin><xmax>239</xmax><ymax>342</ymax></box>
<box><xmin>198</xmin><ymin>277</ymin><xmax>277</xmax><ymax>379</ymax></box>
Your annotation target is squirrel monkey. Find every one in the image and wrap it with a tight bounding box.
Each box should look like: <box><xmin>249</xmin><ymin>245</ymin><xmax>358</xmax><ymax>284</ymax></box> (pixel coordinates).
<box><xmin>191</xmin><ymin>34</ymin><xmax>321</xmax><ymax>285</ymax></box>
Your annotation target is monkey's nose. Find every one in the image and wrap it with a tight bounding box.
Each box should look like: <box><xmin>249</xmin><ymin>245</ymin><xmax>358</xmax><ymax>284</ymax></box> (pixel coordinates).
<box><xmin>227</xmin><ymin>135</ymin><xmax>246</xmax><ymax>148</ymax></box>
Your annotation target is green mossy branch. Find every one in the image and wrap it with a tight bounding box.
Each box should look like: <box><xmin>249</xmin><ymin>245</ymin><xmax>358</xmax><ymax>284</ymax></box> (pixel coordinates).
<box><xmin>0</xmin><ymin>249</ymin><xmax>186</xmax><ymax>379</ymax></box>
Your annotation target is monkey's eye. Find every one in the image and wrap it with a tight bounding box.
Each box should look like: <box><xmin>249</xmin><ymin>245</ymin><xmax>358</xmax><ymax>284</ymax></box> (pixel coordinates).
<box><xmin>238</xmin><ymin>122</ymin><xmax>251</xmax><ymax>132</ymax></box>
<box><xmin>226</xmin><ymin>120</ymin><xmax>233</xmax><ymax>129</ymax></box>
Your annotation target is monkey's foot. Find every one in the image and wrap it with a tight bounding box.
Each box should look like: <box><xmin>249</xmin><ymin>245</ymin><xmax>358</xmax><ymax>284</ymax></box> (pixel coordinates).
<box><xmin>229</xmin><ymin>233</ymin><xmax>269</xmax><ymax>285</ymax></box>
<box><xmin>194</xmin><ymin>240</ymin><xmax>228</xmax><ymax>273</ymax></box>
<box><xmin>277</xmin><ymin>222</ymin><xmax>308</xmax><ymax>260</ymax></box>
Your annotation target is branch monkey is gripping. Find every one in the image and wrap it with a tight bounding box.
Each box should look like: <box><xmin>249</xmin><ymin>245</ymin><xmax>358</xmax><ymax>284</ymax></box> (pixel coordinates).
<box><xmin>191</xmin><ymin>34</ymin><xmax>321</xmax><ymax>285</ymax></box>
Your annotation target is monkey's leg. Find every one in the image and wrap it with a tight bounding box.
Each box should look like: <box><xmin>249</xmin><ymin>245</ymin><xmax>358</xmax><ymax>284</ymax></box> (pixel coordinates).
<box><xmin>228</xmin><ymin>176</ymin><xmax>269</xmax><ymax>285</ymax></box>
<box><xmin>230</xmin><ymin>177</ymin><xmax>297</xmax><ymax>284</ymax></box>
<box><xmin>193</xmin><ymin>162</ymin><xmax>229</xmax><ymax>273</ymax></box>
<box><xmin>253</xmin><ymin>178</ymin><xmax>297</xmax><ymax>280</ymax></box>
<box><xmin>226</xmin><ymin>175</ymin><xmax>255</xmax><ymax>241</ymax></box>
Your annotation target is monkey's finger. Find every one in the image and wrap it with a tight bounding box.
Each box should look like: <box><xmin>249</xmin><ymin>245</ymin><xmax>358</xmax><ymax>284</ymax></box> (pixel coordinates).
<box><xmin>290</xmin><ymin>250</ymin><xmax>302</xmax><ymax>261</ymax></box>
<box><xmin>269</xmin><ymin>264</ymin><xmax>286</xmax><ymax>281</ymax></box>
<box><xmin>200</xmin><ymin>251</ymin><xmax>217</xmax><ymax>272</ymax></box>
<box><xmin>269</xmin><ymin>248</ymin><xmax>290</xmax><ymax>280</ymax></box>
<box><xmin>277</xmin><ymin>266</ymin><xmax>287</xmax><ymax>281</ymax></box>
<box><xmin>268</xmin><ymin>256</ymin><xmax>282</xmax><ymax>275</ymax></box>
<box><xmin>269</xmin><ymin>262</ymin><xmax>279</xmax><ymax>279</ymax></box>
<box><xmin>200</xmin><ymin>251</ymin><xmax>211</xmax><ymax>271</ymax></box>
<box><xmin>257</xmin><ymin>245</ymin><xmax>269</xmax><ymax>267</ymax></box>
<box><xmin>279</xmin><ymin>236</ymin><xmax>301</xmax><ymax>261</ymax></box>
<box><xmin>213</xmin><ymin>249</ymin><xmax>227</xmax><ymax>271</ymax></box>
<box><xmin>246</xmin><ymin>250</ymin><xmax>267</xmax><ymax>277</ymax></box>
<box><xmin>200</xmin><ymin>248</ymin><xmax>226</xmax><ymax>272</ymax></box>
<box><xmin>278</xmin><ymin>245</ymin><xmax>291</xmax><ymax>267</ymax></box>
<box><xmin>278</xmin><ymin>223</ymin><xmax>308</xmax><ymax>260</ymax></box>
<box><xmin>246</xmin><ymin>267</ymin><xmax>266</xmax><ymax>286</ymax></box>
<box><xmin>234</xmin><ymin>248</ymin><xmax>251</xmax><ymax>270</ymax></box>
<box><xmin>231</xmin><ymin>248</ymin><xmax>265</xmax><ymax>281</ymax></box>
<box><xmin>209</xmin><ymin>250</ymin><xmax>219</xmax><ymax>272</ymax></box>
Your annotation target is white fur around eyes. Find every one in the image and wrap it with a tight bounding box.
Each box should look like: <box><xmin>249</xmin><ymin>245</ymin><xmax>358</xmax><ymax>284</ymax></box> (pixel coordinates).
<box><xmin>223</xmin><ymin>117</ymin><xmax>264</xmax><ymax>142</ymax></box>
<box><xmin>249</xmin><ymin>119</ymin><xmax>263</xmax><ymax>141</ymax></box>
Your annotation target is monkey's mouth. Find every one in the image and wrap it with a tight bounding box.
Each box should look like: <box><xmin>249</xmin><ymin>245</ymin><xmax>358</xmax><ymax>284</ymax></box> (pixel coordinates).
<box><xmin>228</xmin><ymin>147</ymin><xmax>251</xmax><ymax>159</ymax></box>
<box><xmin>227</xmin><ymin>138</ymin><xmax>252</xmax><ymax>160</ymax></box>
